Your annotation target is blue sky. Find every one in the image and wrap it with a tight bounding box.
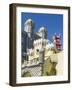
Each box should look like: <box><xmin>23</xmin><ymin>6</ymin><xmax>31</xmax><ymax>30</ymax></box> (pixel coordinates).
<box><xmin>21</xmin><ymin>12</ymin><xmax>63</xmax><ymax>45</ymax></box>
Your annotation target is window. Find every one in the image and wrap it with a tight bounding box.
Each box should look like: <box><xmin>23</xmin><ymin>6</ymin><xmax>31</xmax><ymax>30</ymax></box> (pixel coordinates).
<box><xmin>36</xmin><ymin>49</ymin><xmax>39</xmax><ymax>52</ymax></box>
<box><xmin>36</xmin><ymin>49</ymin><xmax>39</xmax><ymax>55</ymax></box>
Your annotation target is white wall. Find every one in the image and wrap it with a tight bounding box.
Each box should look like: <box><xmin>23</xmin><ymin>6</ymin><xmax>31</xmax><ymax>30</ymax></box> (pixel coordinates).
<box><xmin>0</xmin><ymin>0</ymin><xmax>72</xmax><ymax>90</ymax></box>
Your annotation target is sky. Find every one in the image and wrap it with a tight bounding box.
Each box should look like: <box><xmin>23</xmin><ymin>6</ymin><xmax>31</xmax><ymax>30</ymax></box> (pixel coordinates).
<box><xmin>21</xmin><ymin>12</ymin><xmax>63</xmax><ymax>46</ymax></box>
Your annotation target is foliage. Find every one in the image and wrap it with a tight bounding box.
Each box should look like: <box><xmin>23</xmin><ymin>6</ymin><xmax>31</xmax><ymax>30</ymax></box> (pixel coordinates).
<box><xmin>22</xmin><ymin>71</ymin><xmax>32</xmax><ymax>77</ymax></box>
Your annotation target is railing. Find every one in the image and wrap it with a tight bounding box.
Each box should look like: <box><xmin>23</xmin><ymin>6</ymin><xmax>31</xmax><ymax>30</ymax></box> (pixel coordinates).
<box><xmin>22</xmin><ymin>57</ymin><xmax>40</xmax><ymax>67</ymax></box>
<box><xmin>22</xmin><ymin>54</ymin><xmax>58</xmax><ymax>68</ymax></box>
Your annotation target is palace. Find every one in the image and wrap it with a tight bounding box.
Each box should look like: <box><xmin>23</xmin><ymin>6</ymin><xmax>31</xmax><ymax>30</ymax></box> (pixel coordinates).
<box><xmin>21</xmin><ymin>19</ymin><xmax>63</xmax><ymax>77</ymax></box>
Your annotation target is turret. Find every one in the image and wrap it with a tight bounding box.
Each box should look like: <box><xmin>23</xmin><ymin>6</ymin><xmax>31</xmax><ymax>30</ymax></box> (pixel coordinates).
<box><xmin>38</xmin><ymin>27</ymin><xmax>47</xmax><ymax>39</ymax></box>
<box><xmin>24</xmin><ymin>19</ymin><xmax>35</xmax><ymax>49</ymax></box>
<box><xmin>24</xmin><ymin>19</ymin><xmax>35</xmax><ymax>38</ymax></box>
<box><xmin>52</xmin><ymin>33</ymin><xmax>62</xmax><ymax>51</ymax></box>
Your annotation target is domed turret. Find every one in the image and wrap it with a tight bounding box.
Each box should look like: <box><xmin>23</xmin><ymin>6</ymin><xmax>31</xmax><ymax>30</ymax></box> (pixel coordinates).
<box><xmin>24</xmin><ymin>19</ymin><xmax>35</xmax><ymax>33</ymax></box>
<box><xmin>39</xmin><ymin>27</ymin><xmax>46</xmax><ymax>32</ymax></box>
<box><xmin>38</xmin><ymin>26</ymin><xmax>47</xmax><ymax>39</ymax></box>
<box><xmin>24</xmin><ymin>19</ymin><xmax>35</xmax><ymax>49</ymax></box>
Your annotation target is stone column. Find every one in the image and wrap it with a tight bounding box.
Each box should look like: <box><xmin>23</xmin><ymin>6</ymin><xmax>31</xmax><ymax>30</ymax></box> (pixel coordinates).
<box><xmin>39</xmin><ymin>48</ymin><xmax>45</xmax><ymax>76</ymax></box>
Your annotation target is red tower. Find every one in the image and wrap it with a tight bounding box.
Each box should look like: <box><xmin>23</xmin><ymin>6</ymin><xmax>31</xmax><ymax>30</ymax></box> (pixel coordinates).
<box><xmin>52</xmin><ymin>34</ymin><xmax>62</xmax><ymax>51</ymax></box>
